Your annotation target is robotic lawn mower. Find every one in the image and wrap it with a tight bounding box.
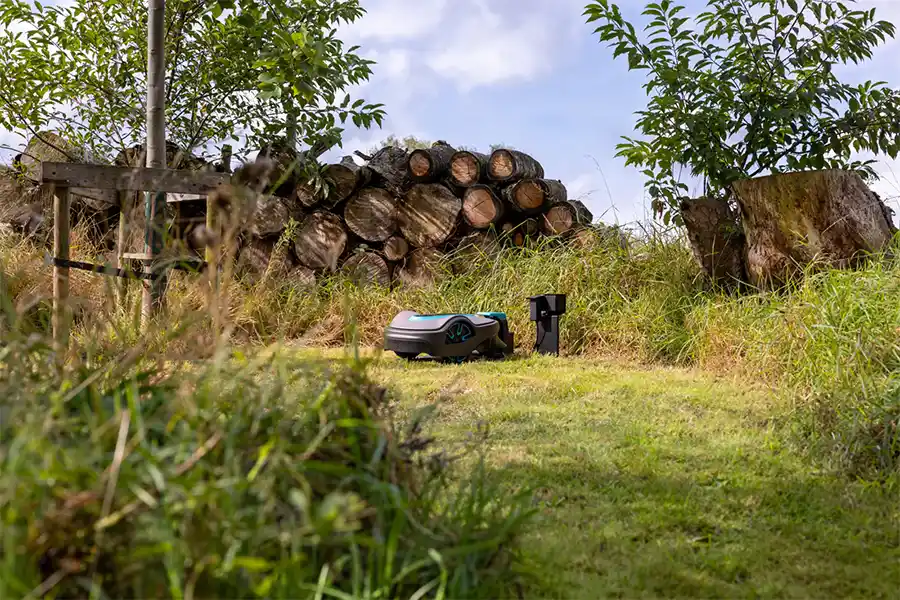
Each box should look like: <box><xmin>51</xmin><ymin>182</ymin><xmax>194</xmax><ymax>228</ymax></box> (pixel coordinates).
<box><xmin>383</xmin><ymin>311</ymin><xmax>514</xmax><ymax>363</ymax></box>
<box><xmin>383</xmin><ymin>294</ymin><xmax>567</xmax><ymax>363</ymax></box>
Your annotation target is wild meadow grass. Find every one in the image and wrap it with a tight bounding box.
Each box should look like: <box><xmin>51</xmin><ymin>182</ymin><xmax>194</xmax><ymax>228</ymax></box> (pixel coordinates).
<box><xmin>0</xmin><ymin>313</ymin><xmax>536</xmax><ymax>598</ymax></box>
<box><xmin>1</xmin><ymin>222</ymin><xmax>898</xmax><ymax>478</ymax></box>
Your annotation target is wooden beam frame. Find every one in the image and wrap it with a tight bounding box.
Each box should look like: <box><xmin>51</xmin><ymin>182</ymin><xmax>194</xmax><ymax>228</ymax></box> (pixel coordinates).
<box><xmin>38</xmin><ymin>161</ymin><xmax>230</xmax><ymax>196</ymax></box>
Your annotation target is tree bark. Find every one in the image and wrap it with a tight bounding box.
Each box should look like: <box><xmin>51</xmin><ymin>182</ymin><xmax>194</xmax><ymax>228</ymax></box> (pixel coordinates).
<box><xmin>343</xmin><ymin>187</ymin><xmax>398</xmax><ymax>242</ymax></box>
<box><xmin>324</xmin><ymin>157</ymin><xmax>370</xmax><ymax>206</ymax></box>
<box><xmin>293</xmin><ymin>210</ymin><xmax>348</xmax><ymax>272</ymax></box>
<box><xmin>503</xmin><ymin>178</ymin><xmax>565</xmax><ymax>215</ymax></box>
<box><xmin>502</xmin><ymin>218</ymin><xmax>538</xmax><ymax>247</ymax></box>
<box><xmin>360</xmin><ymin>145</ymin><xmax>409</xmax><ymax>196</ymax></box>
<box><xmin>342</xmin><ymin>250</ymin><xmax>392</xmax><ymax>288</ymax></box>
<box><xmin>541</xmin><ymin>200</ymin><xmax>593</xmax><ymax>235</ymax></box>
<box><xmin>142</xmin><ymin>0</ymin><xmax>167</xmax><ymax>325</ymax></box>
<box><xmin>407</xmin><ymin>141</ymin><xmax>456</xmax><ymax>183</ymax></box>
<box><xmin>383</xmin><ymin>235</ymin><xmax>409</xmax><ymax>262</ymax></box>
<box><xmin>679</xmin><ymin>196</ymin><xmax>746</xmax><ymax>288</ymax></box>
<box><xmin>397</xmin><ymin>247</ymin><xmax>445</xmax><ymax>288</ymax></box>
<box><xmin>731</xmin><ymin>169</ymin><xmax>897</xmax><ymax>289</ymax></box>
<box><xmin>462</xmin><ymin>185</ymin><xmax>505</xmax><ymax>229</ymax></box>
<box><xmin>488</xmin><ymin>149</ymin><xmax>544</xmax><ymax>183</ymax></box>
<box><xmin>398</xmin><ymin>183</ymin><xmax>462</xmax><ymax>248</ymax></box>
<box><xmin>449</xmin><ymin>150</ymin><xmax>489</xmax><ymax>187</ymax></box>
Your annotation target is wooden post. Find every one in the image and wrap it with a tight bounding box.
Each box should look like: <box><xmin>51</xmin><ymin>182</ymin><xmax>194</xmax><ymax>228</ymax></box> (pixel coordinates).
<box><xmin>141</xmin><ymin>0</ymin><xmax>167</xmax><ymax>330</ymax></box>
<box><xmin>52</xmin><ymin>184</ymin><xmax>71</xmax><ymax>359</ymax></box>
<box><xmin>116</xmin><ymin>190</ymin><xmax>131</xmax><ymax>306</ymax></box>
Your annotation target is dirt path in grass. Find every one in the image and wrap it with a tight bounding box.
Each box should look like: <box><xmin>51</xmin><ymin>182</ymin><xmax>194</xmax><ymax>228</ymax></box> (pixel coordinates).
<box><xmin>363</xmin><ymin>352</ymin><xmax>900</xmax><ymax>599</ymax></box>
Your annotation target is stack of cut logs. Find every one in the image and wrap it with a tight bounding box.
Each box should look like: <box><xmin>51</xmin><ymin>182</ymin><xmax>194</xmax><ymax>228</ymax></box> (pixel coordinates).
<box><xmin>224</xmin><ymin>141</ymin><xmax>598</xmax><ymax>288</ymax></box>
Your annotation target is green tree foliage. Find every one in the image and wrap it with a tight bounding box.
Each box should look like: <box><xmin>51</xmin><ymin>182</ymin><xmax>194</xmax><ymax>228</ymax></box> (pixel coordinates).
<box><xmin>0</xmin><ymin>0</ymin><xmax>385</xmax><ymax>164</ymax></box>
<box><xmin>584</xmin><ymin>0</ymin><xmax>900</xmax><ymax>224</ymax></box>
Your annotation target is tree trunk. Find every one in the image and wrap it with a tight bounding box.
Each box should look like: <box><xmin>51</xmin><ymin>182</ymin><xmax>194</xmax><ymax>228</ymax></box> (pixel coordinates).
<box><xmin>541</xmin><ymin>200</ymin><xmax>592</xmax><ymax>235</ymax></box>
<box><xmin>731</xmin><ymin>169</ymin><xmax>897</xmax><ymax>289</ymax></box>
<box><xmin>488</xmin><ymin>149</ymin><xmax>544</xmax><ymax>183</ymax></box>
<box><xmin>236</xmin><ymin>235</ymin><xmax>295</xmax><ymax>283</ymax></box>
<box><xmin>679</xmin><ymin>196</ymin><xmax>746</xmax><ymax>288</ymax></box>
<box><xmin>503</xmin><ymin>178</ymin><xmax>565</xmax><ymax>215</ymax></box>
<box><xmin>449</xmin><ymin>150</ymin><xmax>489</xmax><ymax>187</ymax></box>
<box><xmin>462</xmin><ymin>185</ymin><xmax>505</xmax><ymax>229</ymax></box>
<box><xmin>361</xmin><ymin>145</ymin><xmax>409</xmax><ymax>196</ymax></box>
<box><xmin>397</xmin><ymin>247</ymin><xmax>445</xmax><ymax>288</ymax></box>
<box><xmin>324</xmin><ymin>157</ymin><xmax>370</xmax><ymax>206</ymax></box>
<box><xmin>383</xmin><ymin>235</ymin><xmax>409</xmax><ymax>262</ymax></box>
<box><xmin>502</xmin><ymin>219</ymin><xmax>538</xmax><ymax>247</ymax></box>
<box><xmin>398</xmin><ymin>183</ymin><xmax>462</xmax><ymax>248</ymax></box>
<box><xmin>342</xmin><ymin>250</ymin><xmax>392</xmax><ymax>288</ymax></box>
<box><xmin>407</xmin><ymin>141</ymin><xmax>456</xmax><ymax>183</ymax></box>
<box><xmin>343</xmin><ymin>187</ymin><xmax>398</xmax><ymax>242</ymax></box>
<box><xmin>293</xmin><ymin>210</ymin><xmax>348</xmax><ymax>272</ymax></box>
<box><xmin>249</xmin><ymin>195</ymin><xmax>299</xmax><ymax>237</ymax></box>
<box><xmin>142</xmin><ymin>0</ymin><xmax>167</xmax><ymax>324</ymax></box>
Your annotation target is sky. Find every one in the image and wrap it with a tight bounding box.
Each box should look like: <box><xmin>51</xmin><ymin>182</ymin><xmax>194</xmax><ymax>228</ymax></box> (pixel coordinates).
<box><xmin>323</xmin><ymin>0</ymin><xmax>900</xmax><ymax>225</ymax></box>
<box><xmin>2</xmin><ymin>0</ymin><xmax>899</xmax><ymax>226</ymax></box>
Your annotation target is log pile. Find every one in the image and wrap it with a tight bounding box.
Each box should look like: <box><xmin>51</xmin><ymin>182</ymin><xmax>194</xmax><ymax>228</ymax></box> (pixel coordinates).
<box><xmin>226</xmin><ymin>140</ymin><xmax>600</xmax><ymax>288</ymax></box>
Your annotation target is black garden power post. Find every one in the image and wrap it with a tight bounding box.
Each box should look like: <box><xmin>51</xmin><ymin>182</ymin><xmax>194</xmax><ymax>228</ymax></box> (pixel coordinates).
<box><xmin>528</xmin><ymin>294</ymin><xmax>566</xmax><ymax>355</ymax></box>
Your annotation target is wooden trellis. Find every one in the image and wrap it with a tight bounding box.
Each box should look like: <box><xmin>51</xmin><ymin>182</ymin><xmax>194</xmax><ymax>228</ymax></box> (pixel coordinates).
<box><xmin>39</xmin><ymin>160</ymin><xmax>232</xmax><ymax>353</ymax></box>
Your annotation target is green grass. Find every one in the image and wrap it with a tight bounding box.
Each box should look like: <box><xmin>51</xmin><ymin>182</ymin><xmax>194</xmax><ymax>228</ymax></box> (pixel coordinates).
<box><xmin>360</xmin><ymin>351</ymin><xmax>900</xmax><ymax>599</ymax></box>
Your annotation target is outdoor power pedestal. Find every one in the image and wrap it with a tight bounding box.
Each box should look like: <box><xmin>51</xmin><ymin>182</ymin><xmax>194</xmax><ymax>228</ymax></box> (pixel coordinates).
<box><xmin>528</xmin><ymin>294</ymin><xmax>566</xmax><ymax>356</ymax></box>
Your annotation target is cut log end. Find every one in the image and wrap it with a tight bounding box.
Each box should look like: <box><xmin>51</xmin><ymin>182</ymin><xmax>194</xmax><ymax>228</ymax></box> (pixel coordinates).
<box><xmin>542</xmin><ymin>200</ymin><xmax>592</xmax><ymax>236</ymax></box>
<box><xmin>344</xmin><ymin>187</ymin><xmax>398</xmax><ymax>242</ymax></box>
<box><xmin>293</xmin><ymin>211</ymin><xmax>348</xmax><ymax>272</ymax></box>
<box><xmin>462</xmin><ymin>186</ymin><xmax>504</xmax><ymax>229</ymax></box>
<box><xmin>488</xmin><ymin>148</ymin><xmax>545</xmax><ymax>182</ymax></box>
<box><xmin>397</xmin><ymin>247</ymin><xmax>444</xmax><ymax>288</ymax></box>
<box><xmin>513</xmin><ymin>180</ymin><xmax>544</xmax><ymax>211</ymax></box>
<box><xmin>408</xmin><ymin>151</ymin><xmax>432</xmax><ymax>178</ymax></box>
<box><xmin>489</xmin><ymin>150</ymin><xmax>515</xmax><ymax>180</ymax></box>
<box><xmin>449</xmin><ymin>152</ymin><xmax>481</xmax><ymax>187</ymax></box>
<box><xmin>399</xmin><ymin>183</ymin><xmax>462</xmax><ymax>248</ymax></box>
<box><xmin>343</xmin><ymin>251</ymin><xmax>391</xmax><ymax>288</ymax></box>
<box><xmin>383</xmin><ymin>235</ymin><xmax>409</xmax><ymax>262</ymax></box>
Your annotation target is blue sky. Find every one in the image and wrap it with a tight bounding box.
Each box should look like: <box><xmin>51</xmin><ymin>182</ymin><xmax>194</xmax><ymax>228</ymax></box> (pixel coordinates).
<box><xmin>324</xmin><ymin>0</ymin><xmax>900</xmax><ymax>225</ymax></box>
<box><xmin>2</xmin><ymin>0</ymin><xmax>899</xmax><ymax>225</ymax></box>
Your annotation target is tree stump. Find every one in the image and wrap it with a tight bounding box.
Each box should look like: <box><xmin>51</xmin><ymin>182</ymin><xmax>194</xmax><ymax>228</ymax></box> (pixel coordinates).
<box><xmin>293</xmin><ymin>211</ymin><xmax>348</xmax><ymax>272</ymax></box>
<box><xmin>343</xmin><ymin>187</ymin><xmax>398</xmax><ymax>242</ymax></box>
<box><xmin>679</xmin><ymin>196</ymin><xmax>746</xmax><ymax>288</ymax></box>
<box><xmin>732</xmin><ymin>169</ymin><xmax>897</xmax><ymax>288</ymax></box>
<box><xmin>398</xmin><ymin>183</ymin><xmax>462</xmax><ymax>247</ymax></box>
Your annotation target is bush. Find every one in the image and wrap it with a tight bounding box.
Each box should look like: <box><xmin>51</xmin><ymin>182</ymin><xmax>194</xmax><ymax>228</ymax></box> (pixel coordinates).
<box><xmin>0</xmin><ymin>319</ymin><xmax>535</xmax><ymax>598</ymax></box>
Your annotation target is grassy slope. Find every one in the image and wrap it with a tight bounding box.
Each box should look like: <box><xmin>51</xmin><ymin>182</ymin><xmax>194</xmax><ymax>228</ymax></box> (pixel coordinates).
<box><xmin>351</xmin><ymin>351</ymin><xmax>900</xmax><ymax>599</ymax></box>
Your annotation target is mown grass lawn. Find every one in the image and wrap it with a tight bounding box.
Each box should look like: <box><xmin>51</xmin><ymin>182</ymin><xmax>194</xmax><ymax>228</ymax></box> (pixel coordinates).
<box><xmin>348</xmin><ymin>350</ymin><xmax>900</xmax><ymax>599</ymax></box>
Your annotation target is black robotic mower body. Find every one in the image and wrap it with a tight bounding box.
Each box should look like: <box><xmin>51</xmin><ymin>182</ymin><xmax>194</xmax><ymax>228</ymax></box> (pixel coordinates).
<box><xmin>383</xmin><ymin>311</ymin><xmax>514</xmax><ymax>362</ymax></box>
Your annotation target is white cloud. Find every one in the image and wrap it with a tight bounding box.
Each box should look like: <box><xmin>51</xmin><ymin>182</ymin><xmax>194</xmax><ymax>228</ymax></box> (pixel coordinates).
<box><xmin>340</xmin><ymin>0</ymin><xmax>448</xmax><ymax>43</ymax></box>
<box><xmin>424</xmin><ymin>2</ymin><xmax>556</xmax><ymax>91</ymax></box>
